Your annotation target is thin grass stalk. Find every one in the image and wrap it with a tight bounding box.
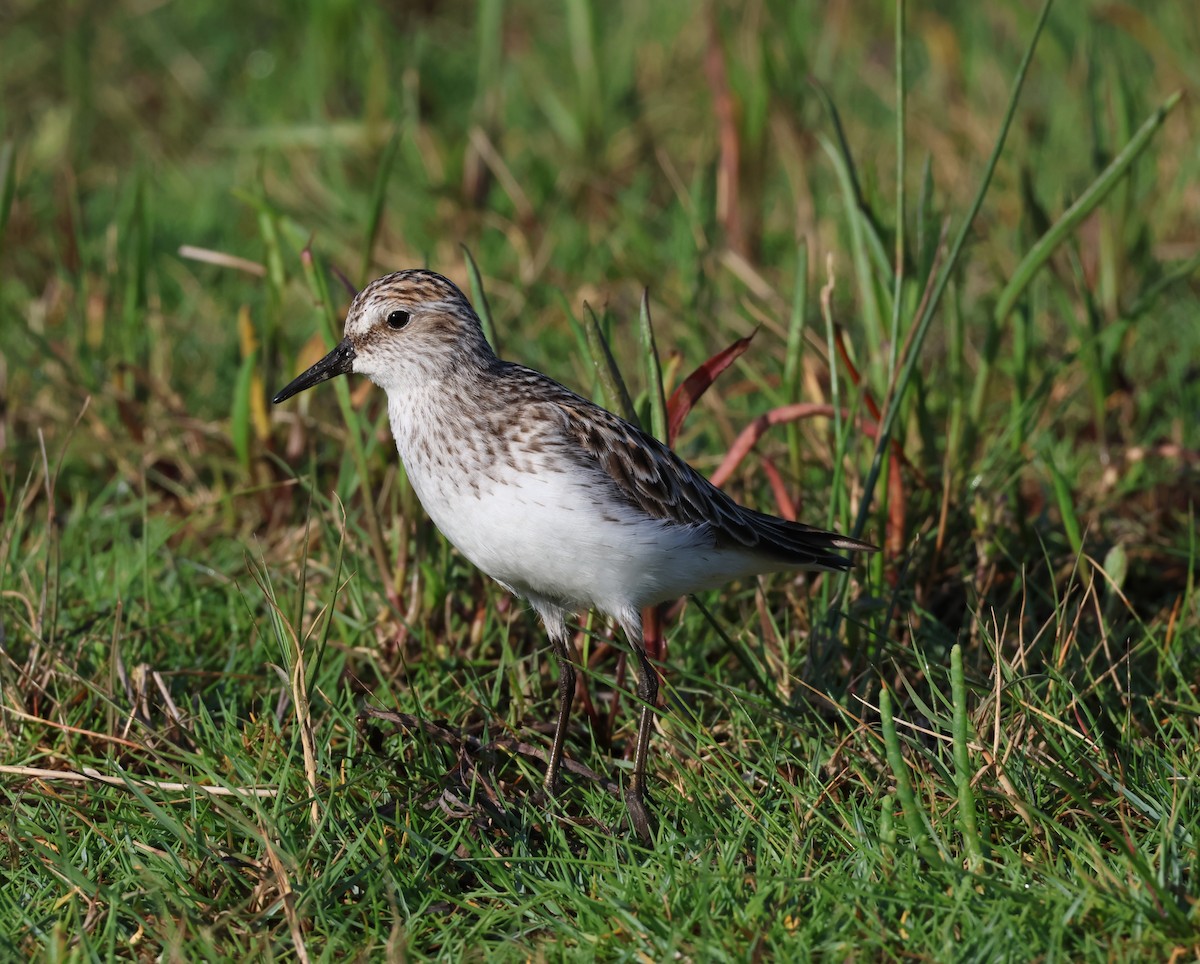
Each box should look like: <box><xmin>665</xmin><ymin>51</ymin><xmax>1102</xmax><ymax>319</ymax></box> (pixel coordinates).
<box><xmin>0</xmin><ymin>140</ymin><xmax>15</xmax><ymax>264</ymax></box>
<box><xmin>880</xmin><ymin>684</ymin><xmax>937</xmax><ymax>862</ymax></box>
<box><xmin>474</xmin><ymin>0</ymin><xmax>505</xmax><ymax>123</ymax></box>
<box><xmin>359</xmin><ymin>134</ymin><xmax>400</xmax><ymax>285</ymax></box>
<box><xmin>936</xmin><ymin>282</ymin><xmax>965</xmax><ymax>557</ymax></box>
<box><xmin>783</xmin><ymin>242</ymin><xmax>808</xmax><ymax>403</ymax></box>
<box><xmin>816</xmin><ymin>259</ymin><xmax>848</xmax><ymax>677</ymax></box>
<box><xmin>290</xmin><ymin>619</ymin><xmax>320</xmax><ymax>831</ymax></box>
<box><xmin>784</xmin><ymin>244</ymin><xmax>808</xmax><ymax>476</ymax></box>
<box><xmin>993</xmin><ymin>91</ymin><xmax>1180</xmax><ymax>328</ymax></box>
<box><xmin>462</xmin><ymin>246</ymin><xmax>499</xmax><ymax>352</ymax></box>
<box><xmin>915</xmin><ymin>155</ymin><xmax>933</xmax><ymax>275</ymax></box>
<box><xmin>879</xmin><ymin>791</ymin><xmax>896</xmax><ymax>858</ymax></box>
<box><xmin>256</xmin><ymin>195</ymin><xmax>286</xmax><ymax>346</ymax></box>
<box><xmin>637</xmin><ymin>289</ymin><xmax>668</xmax><ymax>443</ymax></box>
<box><xmin>305</xmin><ymin>499</ymin><xmax>346</xmax><ymax>696</ymax></box>
<box><xmin>566</xmin><ymin>0</ymin><xmax>600</xmax><ymax>148</ymax></box>
<box><xmin>300</xmin><ymin>252</ymin><xmax>395</xmax><ymax>603</ymax></box>
<box><xmin>818</xmin><ymin>132</ymin><xmax>883</xmax><ymax>347</ymax></box>
<box><xmin>951</xmin><ymin>644</ymin><xmax>985</xmax><ymax>872</ymax></box>
<box><xmin>120</xmin><ymin>177</ymin><xmax>149</xmax><ymax>338</ymax></box>
<box><xmin>254</xmin><ymin>557</ymin><xmax>320</xmax><ymax>828</ymax></box>
<box><xmin>975</xmin><ymin>90</ymin><xmax>1183</xmax><ymax>424</ymax></box>
<box><xmin>583</xmin><ymin>303</ymin><xmax>637</xmax><ymax>423</ymax></box>
<box><xmin>31</xmin><ymin>434</ymin><xmax>52</xmax><ymax>662</ymax></box>
<box><xmin>889</xmin><ymin>0</ymin><xmax>906</xmax><ymax>388</ymax></box>
<box><xmin>139</xmin><ymin>463</ymin><xmax>152</xmax><ymax>617</ymax></box>
<box><xmin>821</xmin><ymin>259</ymin><xmax>846</xmax><ymax>520</ymax></box>
<box><xmin>1046</xmin><ymin>457</ymin><xmax>1086</xmax><ymax>577</ymax></box>
<box><xmin>106</xmin><ymin>599</ymin><xmax>124</xmax><ymax>739</ymax></box>
<box><xmin>231</xmin><ymin>308</ymin><xmax>258</xmax><ymax>470</ymax></box>
<box><xmin>849</xmin><ymin>0</ymin><xmax>1055</xmax><ymax>546</ymax></box>
<box><xmin>557</xmin><ymin>292</ymin><xmax>594</xmax><ymax>369</ymax></box>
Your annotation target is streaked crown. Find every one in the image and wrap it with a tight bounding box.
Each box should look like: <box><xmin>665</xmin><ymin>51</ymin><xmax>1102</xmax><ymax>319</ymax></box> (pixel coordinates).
<box><xmin>345</xmin><ymin>269</ymin><xmax>496</xmax><ymax>389</ymax></box>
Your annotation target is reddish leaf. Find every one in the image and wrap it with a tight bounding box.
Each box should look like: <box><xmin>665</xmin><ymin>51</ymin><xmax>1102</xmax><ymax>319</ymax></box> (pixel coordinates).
<box><xmin>666</xmin><ymin>329</ymin><xmax>757</xmax><ymax>445</ymax></box>
<box><xmin>758</xmin><ymin>456</ymin><xmax>797</xmax><ymax>522</ymax></box>
<box><xmin>641</xmin><ymin>604</ymin><xmax>665</xmax><ymax>667</ymax></box>
<box><xmin>706</xmin><ymin>400</ymin><xmax>903</xmax><ymax>578</ymax></box>
<box><xmin>709</xmin><ymin>402</ymin><xmax>845</xmax><ymax>489</ymax></box>
<box><xmin>831</xmin><ymin>324</ymin><xmax>916</xmax><ymax>555</ymax></box>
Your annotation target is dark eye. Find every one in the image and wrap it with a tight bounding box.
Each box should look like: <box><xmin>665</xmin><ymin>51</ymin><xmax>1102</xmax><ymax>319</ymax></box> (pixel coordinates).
<box><xmin>386</xmin><ymin>309</ymin><xmax>411</xmax><ymax>330</ymax></box>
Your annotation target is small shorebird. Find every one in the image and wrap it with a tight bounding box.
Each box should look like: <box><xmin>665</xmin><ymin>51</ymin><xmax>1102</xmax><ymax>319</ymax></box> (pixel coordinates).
<box><xmin>274</xmin><ymin>269</ymin><xmax>876</xmax><ymax>843</ymax></box>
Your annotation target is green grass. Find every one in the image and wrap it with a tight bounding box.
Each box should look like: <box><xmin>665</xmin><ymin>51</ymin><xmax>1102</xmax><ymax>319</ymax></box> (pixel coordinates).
<box><xmin>3</xmin><ymin>0</ymin><xmax>1199</xmax><ymax>959</ymax></box>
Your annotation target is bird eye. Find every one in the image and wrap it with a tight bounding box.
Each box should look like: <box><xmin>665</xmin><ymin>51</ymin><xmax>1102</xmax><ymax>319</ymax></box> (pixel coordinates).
<box><xmin>386</xmin><ymin>309</ymin><xmax>411</xmax><ymax>330</ymax></box>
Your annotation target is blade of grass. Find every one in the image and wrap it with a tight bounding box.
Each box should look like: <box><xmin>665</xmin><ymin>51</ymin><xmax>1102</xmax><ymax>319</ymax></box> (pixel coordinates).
<box><xmin>565</xmin><ymin>0</ymin><xmax>600</xmax><ymax>147</ymax></box>
<box><xmin>636</xmin><ymin>290</ymin><xmax>668</xmax><ymax>443</ymax></box>
<box><xmin>1045</xmin><ymin>456</ymin><xmax>1085</xmax><ymax>570</ymax></box>
<box><xmin>879</xmin><ymin>683</ymin><xmax>939</xmax><ymax>863</ymax></box>
<box><xmin>582</xmin><ymin>302</ymin><xmax>637</xmax><ymax>423</ymax></box>
<box><xmin>817</xmin><ymin>129</ymin><xmax>885</xmax><ymax>348</ymax></box>
<box><xmin>359</xmin><ymin>133</ymin><xmax>400</xmax><ymax>285</ymax></box>
<box><xmin>783</xmin><ymin>242</ymin><xmax>808</xmax><ymax>403</ymax></box>
<box><xmin>461</xmin><ymin>245</ymin><xmax>499</xmax><ymax>352</ymax></box>
<box><xmin>951</xmin><ymin>644</ymin><xmax>986</xmax><ymax>872</ymax></box>
<box><xmin>783</xmin><ymin>244</ymin><xmax>809</xmax><ymax>479</ymax></box>
<box><xmin>305</xmin><ymin>498</ymin><xmax>348</xmax><ymax>696</ymax></box>
<box><xmin>299</xmin><ymin>248</ymin><xmax>396</xmax><ymax>606</ymax></box>
<box><xmin>986</xmin><ymin>88</ymin><xmax>1182</xmax><ymax>373</ymax></box>
<box><xmin>0</xmin><ymin>140</ymin><xmax>15</xmax><ymax>265</ymax></box>
<box><xmin>849</xmin><ymin>0</ymin><xmax>1055</xmax><ymax>546</ymax></box>
<box><xmin>889</xmin><ymin>0</ymin><xmax>907</xmax><ymax>388</ymax></box>
<box><xmin>249</xmin><ymin>554</ymin><xmax>320</xmax><ymax>829</ymax></box>
<box><xmin>915</xmin><ymin>154</ymin><xmax>934</xmax><ymax>278</ymax></box>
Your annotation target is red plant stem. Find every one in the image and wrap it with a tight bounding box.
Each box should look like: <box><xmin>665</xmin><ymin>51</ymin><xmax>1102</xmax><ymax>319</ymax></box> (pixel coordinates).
<box><xmin>710</xmin><ymin>403</ymin><xmax>877</xmax><ymax>488</ymax></box>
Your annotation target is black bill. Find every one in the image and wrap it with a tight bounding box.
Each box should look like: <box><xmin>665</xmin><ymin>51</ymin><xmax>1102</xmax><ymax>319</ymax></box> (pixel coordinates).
<box><xmin>272</xmin><ymin>337</ymin><xmax>357</xmax><ymax>404</ymax></box>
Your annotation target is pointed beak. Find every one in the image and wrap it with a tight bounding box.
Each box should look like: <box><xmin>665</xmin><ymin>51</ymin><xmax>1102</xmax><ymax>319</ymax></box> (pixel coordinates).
<box><xmin>272</xmin><ymin>337</ymin><xmax>357</xmax><ymax>404</ymax></box>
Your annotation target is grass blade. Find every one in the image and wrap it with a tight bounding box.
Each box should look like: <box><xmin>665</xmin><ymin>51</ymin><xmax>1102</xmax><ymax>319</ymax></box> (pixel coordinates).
<box><xmin>0</xmin><ymin>140</ymin><xmax>15</xmax><ymax>265</ymax></box>
<box><xmin>461</xmin><ymin>245</ymin><xmax>499</xmax><ymax>352</ymax></box>
<box><xmin>879</xmin><ymin>684</ymin><xmax>938</xmax><ymax>863</ymax></box>
<box><xmin>359</xmin><ymin>133</ymin><xmax>400</xmax><ymax>284</ymax></box>
<box><xmin>849</xmin><ymin>0</ymin><xmax>1055</xmax><ymax>544</ymax></box>
<box><xmin>637</xmin><ymin>289</ymin><xmax>668</xmax><ymax>443</ymax></box>
<box><xmin>583</xmin><ymin>302</ymin><xmax>637</xmax><ymax>423</ymax></box>
<box><xmin>993</xmin><ymin>90</ymin><xmax>1182</xmax><ymax>326</ymax></box>
<box><xmin>951</xmin><ymin>644</ymin><xmax>986</xmax><ymax>872</ymax></box>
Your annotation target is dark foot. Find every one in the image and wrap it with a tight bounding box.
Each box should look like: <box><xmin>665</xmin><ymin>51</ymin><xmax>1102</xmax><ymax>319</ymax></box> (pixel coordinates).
<box><xmin>624</xmin><ymin>784</ymin><xmax>654</xmax><ymax>844</ymax></box>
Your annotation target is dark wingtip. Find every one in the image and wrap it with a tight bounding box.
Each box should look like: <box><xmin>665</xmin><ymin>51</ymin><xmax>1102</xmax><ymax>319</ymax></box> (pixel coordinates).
<box><xmin>828</xmin><ymin>534</ymin><xmax>880</xmax><ymax>553</ymax></box>
<box><xmin>746</xmin><ymin>513</ymin><xmax>880</xmax><ymax>571</ymax></box>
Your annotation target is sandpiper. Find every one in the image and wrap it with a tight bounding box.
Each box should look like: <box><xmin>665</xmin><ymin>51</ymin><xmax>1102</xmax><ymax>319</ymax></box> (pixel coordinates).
<box><xmin>274</xmin><ymin>269</ymin><xmax>876</xmax><ymax>843</ymax></box>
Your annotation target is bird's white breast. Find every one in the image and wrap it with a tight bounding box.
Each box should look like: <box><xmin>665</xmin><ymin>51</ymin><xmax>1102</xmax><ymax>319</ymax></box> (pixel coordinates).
<box><xmin>387</xmin><ymin>391</ymin><xmax>748</xmax><ymax>616</ymax></box>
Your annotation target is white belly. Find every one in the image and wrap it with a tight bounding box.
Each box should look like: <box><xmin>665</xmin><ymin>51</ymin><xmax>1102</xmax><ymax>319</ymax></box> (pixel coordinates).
<box><xmin>391</xmin><ymin>409</ymin><xmax>745</xmax><ymax>615</ymax></box>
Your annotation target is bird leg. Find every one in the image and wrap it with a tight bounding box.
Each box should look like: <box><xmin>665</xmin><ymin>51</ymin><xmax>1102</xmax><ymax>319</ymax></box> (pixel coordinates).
<box><xmin>625</xmin><ymin>637</ymin><xmax>659</xmax><ymax>845</ymax></box>
<box><xmin>544</xmin><ymin>625</ymin><xmax>577</xmax><ymax>798</ymax></box>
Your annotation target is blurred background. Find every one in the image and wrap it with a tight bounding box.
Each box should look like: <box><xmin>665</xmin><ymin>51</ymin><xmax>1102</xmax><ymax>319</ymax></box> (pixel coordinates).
<box><xmin>4</xmin><ymin>1</ymin><xmax>1197</xmax><ymax>476</ymax></box>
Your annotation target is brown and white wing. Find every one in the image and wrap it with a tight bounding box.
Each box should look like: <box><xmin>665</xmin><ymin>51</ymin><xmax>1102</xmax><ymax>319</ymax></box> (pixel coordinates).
<box><xmin>549</xmin><ymin>395</ymin><xmax>877</xmax><ymax>572</ymax></box>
